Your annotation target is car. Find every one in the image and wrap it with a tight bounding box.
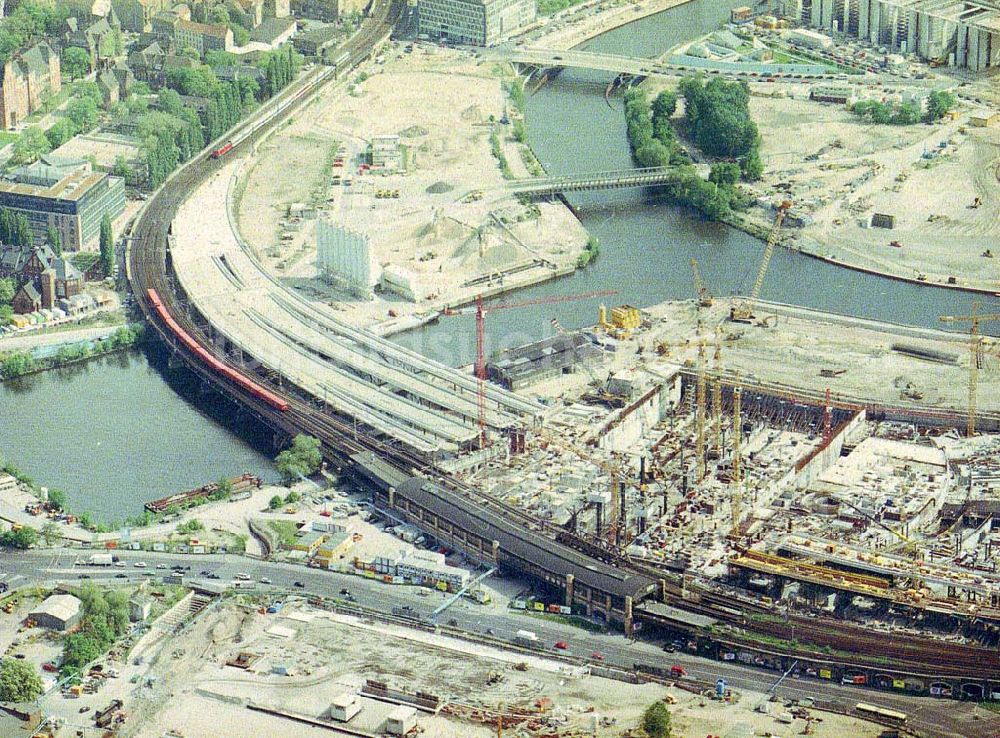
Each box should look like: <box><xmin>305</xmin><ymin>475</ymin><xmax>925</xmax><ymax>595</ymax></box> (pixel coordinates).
<box><xmin>235</xmin><ymin>573</ymin><xmax>250</xmax><ymax>581</ymax></box>
<box><xmin>79</xmin><ymin>706</ymin><xmax>91</xmax><ymax>713</ymax></box>
<box><xmin>207</xmin><ymin>573</ymin><xmax>220</xmax><ymax>579</ymax></box>
<box><xmin>78</xmin><ymin>573</ymin><xmax>91</xmax><ymax>579</ymax></box>
<box><xmin>156</xmin><ymin>564</ymin><xmax>167</xmax><ymax>570</ymax></box>
<box><xmin>591</xmin><ymin>651</ymin><xmax>605</xmax><ymax>661</ymax></box>
<box><xmin>447</xmin><ymin>618</ymin><xmax>458</xmax><ymax>626</ymax></box>
<box><xmin>199</xmin><ymin>570</ymin><xmax>211</xmax><ymax>576</ymax></box>
<box><xmin>293</xmin><ymin>581</ymin><xmax>305</xmax><ymax>588</ymax></box>
<box><xmin>661</xmin><ymin>643</ymin><xmax>675</xmax><ymax>652</ymax></box>
<box><xmin>340</xmin><ymin>588</ymin><xmax>351</xmax><ymax>596</ymax></box>
<box><xmin>260</xmin><ymin>577</ymin><xmax>272</xmax><ymax>584</ymax></box>
<box><xmin>115</xmin><ymin>573</ymin><xmax>127</xmax><ymax>579</ymax></box>
<box><xmin>134</xmin><ymin>562</ymin><xmax>146</xmax><ymax>568</ymax></box>
<box><xmin>41</xmin><ymin>662</ymin><xmax>58</xmax><ymax>673</ymax></box>
<box><xmin>114</xmin><ymin>561</ymin><xmax>126</xmax><ymax>568</ymax></box>
<box><xmin>669</xmin><ymin>665</ymin><xmax>687</xmax><ymax>678</ymax></box>
<box><xmin>554</xmin><ymin>641</ymin><xmax>569</xmax><ymax>650</ymax></box>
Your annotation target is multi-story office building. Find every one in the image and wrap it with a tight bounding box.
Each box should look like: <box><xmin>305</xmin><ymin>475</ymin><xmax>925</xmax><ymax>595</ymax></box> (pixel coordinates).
<box><xmin>418</xmin><ymin>0</ymin><xmax>536</xmax><ymax>46</ymax></box>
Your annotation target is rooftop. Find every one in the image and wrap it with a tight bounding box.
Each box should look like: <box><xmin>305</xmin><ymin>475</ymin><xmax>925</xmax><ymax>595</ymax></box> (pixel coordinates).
<box><xmin>31</xmin><ymin>593</ymin><xmax>81</xmax><ymax>622</ymax></box>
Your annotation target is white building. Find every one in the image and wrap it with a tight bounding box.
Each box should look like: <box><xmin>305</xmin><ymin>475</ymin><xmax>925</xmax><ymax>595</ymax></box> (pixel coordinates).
<box><xmin>330</xmin><ymin>693</ymin><xmax>361</xmax><ymax>722</ymax></box>
<box><xmin>316</xmin><ymin>220</ymin><xmax>381</xmax><ymax>299</ymax></box>
<box><xmin>787</xmin><ymin>28</ymin><xmax>835</xmax><ymax>49</ymax></box>
<box><xmin>385</xmin><ymin>705</ymin><xmax>418</xmax><ymax>736</ymax></box>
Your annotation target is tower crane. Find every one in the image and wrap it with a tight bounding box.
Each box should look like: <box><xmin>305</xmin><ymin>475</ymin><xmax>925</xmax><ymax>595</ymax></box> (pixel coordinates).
<box><xmin>730</xmin><ymin>200</ymin><xmax>791</xmax><ymax>324</ymax></box>
<box><xmin>939</xmin><ymin>302</ymin><xmax>1000</xmax><ymax>437</ymax></box>
<box><xmin>443</xmin><ymin>289</ymin><xmax>617</xmax><ymax>447</ymax></box>
<box><xmin>690</xmin><ymin>258</ymin><xmax>713</xmax><ymax>308</ymax></box>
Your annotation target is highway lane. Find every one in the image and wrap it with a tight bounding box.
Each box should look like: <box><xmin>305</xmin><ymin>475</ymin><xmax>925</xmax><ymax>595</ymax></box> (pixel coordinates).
<box><xmin>3</xmin><ymin>548</ymin><xmax>996</xmax><ymax>737</ymax></box>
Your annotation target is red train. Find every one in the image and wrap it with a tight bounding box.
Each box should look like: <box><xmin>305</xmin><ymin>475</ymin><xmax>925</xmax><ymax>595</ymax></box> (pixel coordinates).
<box><xmin>146</xmin><ymin>288</ymin><xmax>289</xmax><ymax>412</ymax></box>
<box><xmin>210</xmin><ymin>141</ymin><xmax>233</xmax><ymax>159</ymax></box>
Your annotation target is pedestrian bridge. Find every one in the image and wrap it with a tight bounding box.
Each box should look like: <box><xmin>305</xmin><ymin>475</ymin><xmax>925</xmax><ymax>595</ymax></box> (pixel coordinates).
<box><xmin>507</xmin><ymin>167</ymin><xmax>683</xmax><ymax>196</ymax></box>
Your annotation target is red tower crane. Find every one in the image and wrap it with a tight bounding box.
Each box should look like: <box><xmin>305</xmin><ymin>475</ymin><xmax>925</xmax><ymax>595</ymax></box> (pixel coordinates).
<box><xmin>444</xmin><ymin>289</ymin><xmax>618</xmax><ymax>447</ymax></box>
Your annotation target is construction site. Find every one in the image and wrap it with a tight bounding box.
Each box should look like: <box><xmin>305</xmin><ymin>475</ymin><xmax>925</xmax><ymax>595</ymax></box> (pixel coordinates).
<box><xmin>125</xmin><ymin>597</ymin><xmax>889</xmax><ymax>738</ymax></box>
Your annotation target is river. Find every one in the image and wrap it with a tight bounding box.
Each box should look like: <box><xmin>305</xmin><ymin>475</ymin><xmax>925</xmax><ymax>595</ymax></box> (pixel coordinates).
<box><xmin>0</xmin><ymin>0</ymin><xmax>994</xmax><ymax>520</ymax></box>
<box><xmin>0</xmin><ymin>346</ymin><xmax>277</xmax><ymax>523</ymax></box>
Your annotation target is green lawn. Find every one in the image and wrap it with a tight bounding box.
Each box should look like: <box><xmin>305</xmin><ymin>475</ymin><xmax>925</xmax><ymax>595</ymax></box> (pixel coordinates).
<box><xmin>0</xmin><ymin>131</ymin><xmax>18</xmax><ymax>148</ymax></box>
<box><xmin>266</xmin><ymin>520</ymin><xmax>299</xmax><ymax>549</ymax></box>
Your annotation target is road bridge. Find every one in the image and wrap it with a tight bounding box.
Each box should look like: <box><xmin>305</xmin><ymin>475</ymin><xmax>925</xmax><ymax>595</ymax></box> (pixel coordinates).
<box><xmin>485</xmin><ymin>45</ymin><xmax>833</xmax><ymax>79</ymax></box>
<box><xmin>507</xmin><ymin>166</ymin><xmax>684</xmax><ymax>196</ymax></box>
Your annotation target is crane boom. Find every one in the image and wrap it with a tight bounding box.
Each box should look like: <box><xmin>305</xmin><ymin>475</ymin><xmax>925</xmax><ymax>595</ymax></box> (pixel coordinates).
<box><xmin>731</xmin><ymin>201</ymin><xmax>791</xmax><ymax>323</ymax></box>
<box><xmin>690</xmin><ymin>258</ymin><xmax>712</xmax><ymax>307</ymax></box>
<box><xmin>939</xmin><ymin>304</ymin><xmax>1000</xmax><ymax>437</ymax></box>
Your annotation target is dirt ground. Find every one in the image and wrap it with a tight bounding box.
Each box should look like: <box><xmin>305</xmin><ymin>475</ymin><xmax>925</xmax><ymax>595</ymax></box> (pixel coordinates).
<box><xmin>123</xmin><ymin>600</ymin><xmax>885</xmax><ymax>738</ymax></box>
<box><xmin>236</xmin><ymin>45</ymin><xmax>588</xmax><ymax>331</ymax></box>
<box><xmin>751</xmin><ymin>93</ymin><xmax>1000</xmax><ymax>288</ymax></box>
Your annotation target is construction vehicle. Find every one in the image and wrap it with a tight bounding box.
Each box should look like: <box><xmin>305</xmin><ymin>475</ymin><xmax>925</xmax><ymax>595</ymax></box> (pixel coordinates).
<box><xmin>730</xmin><ymin>201</ymin><xmax>791</xmax><ymax>323</ymax></box>
<box><xmin>970</xmin><ymin>196</ymin><xmax>982</xmax><ymax>209</ymax></box>
<box><xmin>940</xmin><ymin>302</ymin><xmax>1000</xmax><ymax>436</ymax></box>
<box><xmin>690</xmin><ymin>258</ymin><xmax>713</xmax><ymax>307</ymax></box>
<box><xmin>819</xmin><ymin>368</ymin><xmax>847</xmax><ymax>378</ymax></box>
<box><xmin>890</xmin><ymin>240</ymin><xmax>903</xmax><ymax>248</ymax></box>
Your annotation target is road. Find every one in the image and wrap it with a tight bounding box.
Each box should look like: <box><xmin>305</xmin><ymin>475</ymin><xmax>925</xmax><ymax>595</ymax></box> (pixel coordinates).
<box><xmin>4</xmin><ymin>548</ymin><xmax>998</xmax><ymax>738</ymax></box>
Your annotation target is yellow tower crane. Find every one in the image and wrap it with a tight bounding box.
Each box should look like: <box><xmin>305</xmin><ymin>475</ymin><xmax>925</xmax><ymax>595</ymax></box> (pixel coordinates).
<box><xmin>695</xmin><ymin>338</ymin><xmax>707</xmax><ymax>482</ymax></box>
<box><xmin>731</xmin><ymin>377</ymin><xmax>743</xmax><ymax>535</ymax></box>
<box><xmin>731</xmin><ymin>201</ymin><xmax>791</xmax><ymax>323</ymax></box>
<box><xmin>690</xmin><ymin>258</ymin><xmax>713</xmax><ymax>308</ymax></box>
<box><xmin>712</xmin><ymin>328</ymin><xmax>724</xmax><ymax>457</ymax></box>
<box><xmin>939</xmin><ymin>302</ymin><xmax>1000</xmax><ymax>437</ymax></box>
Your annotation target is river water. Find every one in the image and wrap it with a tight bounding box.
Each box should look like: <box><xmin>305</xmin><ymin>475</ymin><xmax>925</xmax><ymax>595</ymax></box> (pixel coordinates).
<box><xmin>0</xmin><ymin>0</ymin><xmax>994</xmax><ymax>519</ymax></box>
<box><xmin>0</xmin><ymin>347</ymin><xmax>277</xmax><ymax>523</ymax></box>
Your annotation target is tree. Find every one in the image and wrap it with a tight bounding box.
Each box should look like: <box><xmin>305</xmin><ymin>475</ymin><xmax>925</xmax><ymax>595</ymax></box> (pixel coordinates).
<box><xmin>0</xmin><ymin>305</ymin><xmax>12</xmax><ymax>326</ymax></box>
<box><xmin>157</xmin><ymin>87</ymin><xmax>183</xmax><ymax>116</ymax></box>
<box><xmin>268</xmin><ymin>494</ymin><xmax>283</xmax><ymax>510</ymax></box>
<box><xmin>651</xmin><ymin>89</ymin><xmax>677</xmax><ymax>120</ymax></box>
<box><xmin>0</xmin><ymin>526</ymin><xmax>38</xmax><ymax>549</ymax></box>
<box><xmin>61</xmin><ymin>46</ymin><xmax>90</xmax><ymax>79</ymax></box>
<box><xmin>46</xmin><ymin>224</ymin><xmax>61</xmax><ymax>255</ymax></box>
<box><xmin>0</xmin><ymin>658</ymin><xmax>43</xmax><ymax>702</ymax></box>
<box><xmin>99</xmin><ymin>213</ymin><xmax>114</xmax><ymax>277</ymax></box>
<box><xmin>40</xmin><ymin>521</ymin><xmax>61</xmax><ymax>546</ymax></box>
<box><xmin>709</xmin><ymin>162</ymin><xmax>740</xmax><ymax>186</ymax></box>
<box><xmin>641</xmin><ymin>701</ymin><xmax>671</xmax><ymax>738</ymax></box>
<box><xmin>274</xmin><ymin>434</ymin><xmax>323</xmax><ymax>484</ymax></box>
<box><xmin>47</xmin><ymin>487</ymin><xmax>67</xmax><ymax>511</ymax></box>
<box><xmin>926</xmin><ymin>90</ymin><xmax>956</xmax><ymax>121</ymax></box>
<box><xmin>66</xmin><ymin>95</ymin><xmax>99</xmax><ymax>131</ymax></box>
<box><xmin>112</xmin><ymin>154</ymin><xmax>133</xmax><ymax>181</ymax></box>
<box><xmin>741</xmin><ymin>147</ymin><xmax>763</xmax><ymax>182</ymax></box>
<box><xmin>892</xmin><ymin>101</ymin><xmax>921</xmax><ymax>125</ymax></box>
<box><xmin>0</xmin><ymin>277</ymin><xmax>14</xmax><ymax>306</ymax></box>
<box><xmin>11</xmin><ymin>126</ymin><xmax>51</xmax><ymax>165</ymax></box>
<box><xmin>45</xmin><ymin>117</ymin><xmax>78</xmax><ymax>149</ymax></box>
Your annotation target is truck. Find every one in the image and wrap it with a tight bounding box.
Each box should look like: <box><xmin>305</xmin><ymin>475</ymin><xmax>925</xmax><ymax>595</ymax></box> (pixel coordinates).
<box><xmin>88</xmin><ymin>554</ymin><xmax>115</xmax><ymax>567</ymax></box>
<box><xmin>515</xmin><ymin>630</ymin><xmax>539</xmax><ymax>647</ymax></box>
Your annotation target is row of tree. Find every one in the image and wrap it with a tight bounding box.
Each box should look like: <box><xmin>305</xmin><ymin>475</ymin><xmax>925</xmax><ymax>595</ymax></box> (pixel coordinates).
<box><xmin>624</xmin><ymin>88</ymin><xmax>687</xmax><ymax>169</ymax></box>
<box><xmin>0</xmin><ymin>325</ymin><xmax>143</xmax><ymax>380</ymax></box>
<box><xmin>0</xmin><ymin>276</ymin><xmax>14</xmax><ymax>326</ymax></box>
<box><xmin>852</xmin><ymin>90</ymin><xmax>956</xmax><ymax>126</ymax></box>
<box><xmin>0</xmin><ymin>207</ymin><xmax>33</xmax><ymax>249</ymax></box>
<box><xmin>147</xmin><ymin>47</ymin><xmax>302</xmax><ymax>188</ymax></box>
